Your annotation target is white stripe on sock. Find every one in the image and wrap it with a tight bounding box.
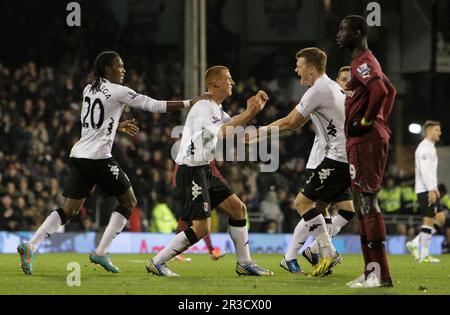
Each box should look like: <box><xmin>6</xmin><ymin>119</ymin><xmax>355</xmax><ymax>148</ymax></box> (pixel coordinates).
<box><xmin>29</xmin><ymin>211</ymin><xmax>63</xmax><ymax>251</ymax></box>
<box><xmin>95</xmin><ymin>212</ymin><xmax>127</xmax><ymax>256</ymax></box>
<box><xmin>419</xmin><ymin>225</ymin><xmax>433</xmax><ymax>260</ymax></box>
<box><xmin>229</xmin><ymin>225</ymin><xmax>252</xmax><ymax>265</ymax></box>
<box><xmin>305</xmin><ymin>213</ymin><xmax>335</xmax><ymax>258</ymax></box>
<box><xmin>285</xmin><ymin>219</ymin><xmax>308</xmax><ymax>260</ymax></box>
<box><xmin>152</xmin><ymin>231</ymin><xmax>192</xmax><ymax>265</ymax></box>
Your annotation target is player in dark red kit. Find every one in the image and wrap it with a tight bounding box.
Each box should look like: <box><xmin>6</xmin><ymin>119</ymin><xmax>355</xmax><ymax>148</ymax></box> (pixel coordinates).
<box><xmin>336</xmin><ymin>15</ymin><xmax>396</xmax><ymax>288</ymax></box>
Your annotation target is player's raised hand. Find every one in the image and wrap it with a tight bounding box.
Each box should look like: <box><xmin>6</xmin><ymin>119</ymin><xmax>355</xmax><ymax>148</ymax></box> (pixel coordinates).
<box><xmin>118</xmin><ymin>119</ymin><xmax>139</xmax><ymax>137</ymax></box>
<box><xmin>255</xmin><ymin>90</ymin><xmax>269</xmax><ymax>110</ymax></box>
<box><xmin>246</xmin><ymin>95</ymin><xmax>261</xmax><ymax>114</ymax></box>
<box><xmin>190</xmin><ymin>92</ymin><xmax>213</xmax><ymax>106</ymax></box>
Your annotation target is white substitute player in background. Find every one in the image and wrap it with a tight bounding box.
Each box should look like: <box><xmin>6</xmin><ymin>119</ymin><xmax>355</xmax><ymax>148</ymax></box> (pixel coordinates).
<box><xmin>17</xmin><ymin>51</ymin><xmax>210</xmax><ymax>275</ymax></box>
<box><xmin>146</xmin><ymin>65</ymin><xmax>273</xmax><ymax>277</ymax></box>
<box><xmin>407</xmin><ymin>121</ymin><xmax>445</xmax><ymax>263</ymax></box>
<box><xmin>252</xmin><ymin>48</ymin><xmax>354</xmax><ymax>277</ymax></box>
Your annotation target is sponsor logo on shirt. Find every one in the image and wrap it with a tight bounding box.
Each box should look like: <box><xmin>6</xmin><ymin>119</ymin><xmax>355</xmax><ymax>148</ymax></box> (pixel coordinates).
<box><xmin>327</xmin><ymin>119</ymin><xmax>337</xmax><ymax>137</ymax></box>
<box><xmin>128</xmin><ymin>91</ymin><xmax>138</xmax><ymax>100</ymax></box>
<box><xmin>107</xmin><ymin>117</ymin><xmax>114</xmax><ymax>135</ymax></box>
<box><xmin>357</xmin><ymin>63</ymin><xmax>371</xmax><ymax>79</ymax></box>
<box><xmin>212</xmin><ymin>116</ymin><xmax>221</xmax><ymax>124</ymax></box>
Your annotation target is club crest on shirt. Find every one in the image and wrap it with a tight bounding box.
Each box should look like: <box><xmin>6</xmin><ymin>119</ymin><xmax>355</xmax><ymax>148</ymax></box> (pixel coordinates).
<box><xmin>357</xmin><ymin>63</ymin><xmax>371</xmax><ymax>79</ymax></box>
<box><xmin>128</xmin><ymin>91</ymin><xmax>138</xmax><ymax>100</ymax></box>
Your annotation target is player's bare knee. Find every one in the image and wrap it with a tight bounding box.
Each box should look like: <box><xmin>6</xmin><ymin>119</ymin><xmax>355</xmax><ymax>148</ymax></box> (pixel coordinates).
<box><xmin>316</xmin><ymin>200</ymin><xmax>329</xmax><ymax>215</ymax></box>
<box><xmin>335</xmin><ymin>200</ymin><xmax>355</xmax><ymax>213</ymax></box>
<box><xmin>236</xmin><ymin>202</ymin><xmax>247</xmax><ymax>219</ymax></box>
<box><xmin>64</xmin><ymin>207</ymin><xmax>78</xmax><ymax>217</ymax></box>
<box><xmin>293</xmin><ymin>196</ymin><xmax>302</xmax><ymax>211</ymax></box>
<box><xmin>294</xmin><ymin>195</ymin><xmax>312</xmax><ymax>214</ymax></box>
<box><xmin>200</xmin><ymin>226</ymin><xmax>210</xmax><ymax>238</ymax></box>
<box><xmin>423</xmin><ymin>217</ymin><xmax>434</xmax><ymax>226</ymax></box>
<box><xmin>119</xmin><ymin>193</ymin><xmax>137</xmax><ymax>210</ymax></box>
<box><xmin>435</xmin><ymin>213</ymin><xmax>445</xmax><ymax>226</ymax></box>
<box><xmin>192</xmin><ymin>223</ymin><xmax>209</xmax><ymax>239</ymax></box>
<box><xmin>63</xmin><ymin>199</ymin><xmax>83</xmax><ymax>217</ymax></box>
<box><xmin>130</xmin><ymin>194</ymin><xmax>137</xmax><ymax>208</ymax></box>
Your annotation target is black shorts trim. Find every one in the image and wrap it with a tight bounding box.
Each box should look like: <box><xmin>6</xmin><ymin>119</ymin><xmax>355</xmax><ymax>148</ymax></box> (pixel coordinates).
<box><xmin>63</xmin><ymin>157</ymin><xmax>131</xmax><ymax>199</ymax></box>
<box><xmin>417</xmin><ymin>192</ymin><xmax>442</xmax><ymax>218</ymax></box>
<box><xmin>302</xmin><ymin>159</ymin><xmax>352</xmax><ymax>204</ymax></box>
<box><xmin>174</xmin><ymin>165</ymin><xmax>234</xmax><ymax>221</ymax></box>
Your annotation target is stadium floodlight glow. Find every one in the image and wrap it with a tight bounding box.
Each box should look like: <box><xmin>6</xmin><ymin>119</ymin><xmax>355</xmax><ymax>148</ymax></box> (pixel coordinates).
<box><xmin>408</xmin><ymin>123</ymin><xmax>422</xmax><ymax>135</ymax></box>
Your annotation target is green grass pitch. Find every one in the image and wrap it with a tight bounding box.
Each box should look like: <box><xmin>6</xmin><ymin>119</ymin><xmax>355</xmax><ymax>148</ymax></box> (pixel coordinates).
<box><xmin>1</xmin><ymin>253</ymin><xmax>449</xmax><ymax>295</ymax></box>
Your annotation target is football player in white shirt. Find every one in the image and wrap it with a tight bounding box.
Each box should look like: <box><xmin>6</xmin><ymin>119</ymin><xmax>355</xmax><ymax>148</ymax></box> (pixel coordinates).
<box><xmin>146</xmin><ymin>66</ymin><xmax>273</xmax><ymax>277</ymax></box>
<box><xmin>17</xmin><ymin>51</ymin><xmax>210</xmax><ymax>275</ymax></box>
<box><xmin>252</xmin><ymin>48</ymin><xmax>354</xmax><ymax>277</ymax></box>
<box><xmin>299</xmin><ymin>66</ymin><xmax>355</xmax><ymax>271</ymax></box>
<box><xmin>407</xmin><ymin>121</ymin><xmax>445</xmax><ymax>263</ymax></box>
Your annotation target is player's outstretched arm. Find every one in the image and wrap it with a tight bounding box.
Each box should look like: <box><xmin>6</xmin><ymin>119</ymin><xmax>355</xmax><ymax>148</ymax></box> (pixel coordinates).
<box><xmin>166</xmin><ymin>92</ymin><xmax>213</xmax><ymax>112</ymax></box>
<box><xmin>249</xmin><ymin>108</ymin><xmax>307</xmax><ymax>143</ymax></box>
<box><xmin>115</xmin><ymin>85</ymin><xmax>212</xmax><ymax>113</ymax></box>
<box><xmin>218</xmin><ymin>90</ymin><xmax>268</xmax><ymax>138</ymax></box>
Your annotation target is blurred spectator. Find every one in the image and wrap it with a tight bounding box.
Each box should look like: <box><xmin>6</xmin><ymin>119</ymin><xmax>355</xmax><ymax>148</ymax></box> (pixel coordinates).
<box><xmin>81</xmin><ymin>216</ymin><xmax>96</xmax><ymax>232</ymax></box>
<box><xmin>261</xmin><ymin>219</ymin><xmax>278</xmax><ymax>234</ymax></box>
<box><xmin>0</xmin><ymin>195</ymin><xmax>24</xmax><ymax>231</ymax></box>
<box><xmin>150</xmin><ymin>201</ymin><xmax>178</xmax><ymax>233</ymax></box>
<box><xmin>127</xmin><ymin>207</ymin><xmax>143</xmax><ymax>232</ymax></box>
<box><xmin>228</xmin><ymin>165</ymin><xmax>246</xmax><ymax>195</ymax></box>
<box><xmin>279</xmin><ymin>191</ymin><xmax>300</xmax><ymax>233</ymax></box>
<box><xmin>442</xmin><ymin>226</ymin><xmax>450</xmax><ymax>254</ymax></box>
<box><xmin>378</xmin><ymin>177</ymin><xmax>401</xmax><ymax>214</ymax></box>
<box><xmin>259</xmin><ymin>191</ymin><xmax>284</xmax><ymax>232</ymax></box>
<box><xmin>400</xmin><ymin>178</ymin><xmax>418</xmax><ymax>215</ymax></box>
<box><xmin>439</xmin><ymin>184</ymin><xmax>450</xmax><ymax>213</ymax></box>
<box><xmin>396</xmin><ymin>223</ymin><xmax>408</xmax><ymax>236</ymax></box>
<box><xmin>18</xmin><ymin>178</ymin><xmax>35</xmax><ymax>206</ymax></box>
<box><xmin>267</xmin><ymin>68</ymin><xmax>306</xmax><ymax>105</ymax></box>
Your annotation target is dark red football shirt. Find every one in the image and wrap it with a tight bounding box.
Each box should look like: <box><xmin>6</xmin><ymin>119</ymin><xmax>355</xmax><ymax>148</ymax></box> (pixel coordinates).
<box><xmin>345</xmin><ymin>49</ymin><xmax>396</xmax><ymax>147</ymax></box>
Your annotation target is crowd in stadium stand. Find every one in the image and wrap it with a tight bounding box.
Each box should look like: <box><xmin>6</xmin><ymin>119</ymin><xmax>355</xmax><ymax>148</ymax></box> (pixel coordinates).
<box><xmin>0</xmin><ymin>58</ymin><xmax>449</xmax><ymax>251</ymax></box>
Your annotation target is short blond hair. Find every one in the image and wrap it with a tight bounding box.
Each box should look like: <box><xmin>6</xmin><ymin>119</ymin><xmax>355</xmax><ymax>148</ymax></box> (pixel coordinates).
<box><xmin>296</xmin><ymin>48</ymin><xmax>327</xmax><ymax>74</ymax></box>
<box><xmin>205</xmin><ymin>66</ymin><xmax>229</xmax><ymax>89</ymax></box>
<box><xmin>423</xmin><ymin>120</ymin><xmax>440</xmax><ymax>130</ymax></box>
<box><xmin>423</xmin><ymin>120</ymin><xmax>441</xmax><ymax>137</ymax></box>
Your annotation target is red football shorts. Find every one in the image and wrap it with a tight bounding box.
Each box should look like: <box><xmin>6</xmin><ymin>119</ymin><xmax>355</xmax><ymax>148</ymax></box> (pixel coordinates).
<box><xmin>347</xmin><ymin>138</ymin><xmax>389</xmax><ymax>193</ymax></box>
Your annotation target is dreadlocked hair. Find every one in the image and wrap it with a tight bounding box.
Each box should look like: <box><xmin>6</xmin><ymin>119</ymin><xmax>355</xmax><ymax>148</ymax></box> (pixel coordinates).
<box><xmin>88</xmin><ymin>51</ymin><xmax>120</xmax><ymax>92</ymax></box>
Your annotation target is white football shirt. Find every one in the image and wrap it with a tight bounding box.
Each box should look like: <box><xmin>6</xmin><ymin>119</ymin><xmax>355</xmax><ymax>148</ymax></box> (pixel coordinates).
<box><xmin>415</xmin><ymin>138</ymin><xmax>438</xmax><ymax>194</ymax></box>
<box><xmin>175</xmin><ymin>99</ymin><xmax>231</xmax><ymax>166</ymax></box>
<box><xmin>295</xmin><ymin>74</ymin><xmax>347</xmax><ymax>164</ymax></box>
<box><xmin>70</xmin><ymin>78</ymin><xmax>167</xmax><ymax>159</ymax></box>
<box><xmin>306</xmin><ymin>136</ymin><xmax>325</xmax><ymax>170</ymax></box>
